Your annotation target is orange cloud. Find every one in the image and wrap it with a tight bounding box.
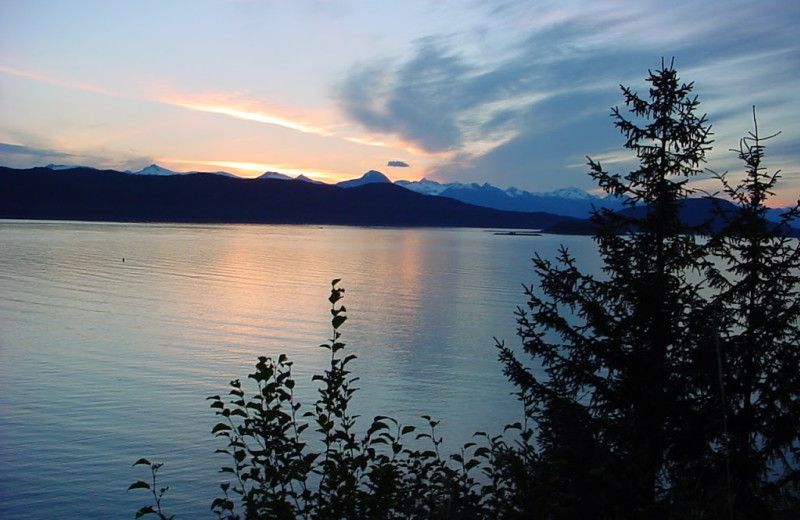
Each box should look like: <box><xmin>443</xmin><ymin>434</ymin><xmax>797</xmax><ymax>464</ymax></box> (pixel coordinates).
<box><xmin>0</xmin><ymin>64</ymin><xmax>115</xmax><ymax>96</ymax></box>
<box><xmin>344</xmin><ymin>135</ymin><xmax>435</xmax><ymax>157</ymax></box>
<box><xmin>168</xmin><ymin>99</ymin><xmax>333</xmax><ymax>136</ymax></box>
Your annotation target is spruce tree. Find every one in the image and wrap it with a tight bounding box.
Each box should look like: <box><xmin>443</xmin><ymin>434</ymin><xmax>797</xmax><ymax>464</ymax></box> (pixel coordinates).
<box><xmin>498</xmin><ymin>59</ymin><xmax>715</xmax><ymax>518</ymax></box>
<box><xmin>705</xmin><ymin>111</ymin><xmax>800</xmax><ymax>517</ymax></box>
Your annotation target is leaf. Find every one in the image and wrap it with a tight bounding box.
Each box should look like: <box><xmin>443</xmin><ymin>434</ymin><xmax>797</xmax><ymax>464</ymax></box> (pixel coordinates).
<box><xmin>474</xmin><ymin>446</ymin><xmax>490</xmax><ymax>458</ymax></box>
<box><xmin>465</xmin><ymin>459</ymin><xmax>481</xmax><ymax>471</ymax></box>
<box><xmin>132</xmin><ymin>458</ymin><xmax>151</xmax><ymax>467</ymax></box>
<box><xmin>401</xmin><ymin>425</ymin><xmax>416</xmax><ymax>436</ymax></box>
<box><xmin>128</xmin><ymin>480</ymin><xmax>151</xmax><ymax>491</ymax></box>
<box><xmin>135</xmin><ymin>506</ymin><xmax>155</xmax><ymax>518</ymax></box>
<box><xmin>332</xmin><ymin>315</ymin><xmax>347</xmax><ymax>330</ymax></box>
<box><xmin>212</xmin><ymin>423</ymin><xmax>232</xmax><ymax>434</ymax></box>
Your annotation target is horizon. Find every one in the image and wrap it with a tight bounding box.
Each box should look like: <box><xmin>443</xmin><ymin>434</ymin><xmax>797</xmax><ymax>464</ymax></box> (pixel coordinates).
<box><xmin>11</xmin><ymin>163</ymin><xmax>797</xmax><ymax>212</ymax></box>
<box><xmin>11</xmin><ymin>161</ymin><xmax>599</xmax><ymax>195</ymax></box>
<box><xmin>1</xmin><ymin>1</ymin><xmax>798</xmax><ymax>206</ymax></box>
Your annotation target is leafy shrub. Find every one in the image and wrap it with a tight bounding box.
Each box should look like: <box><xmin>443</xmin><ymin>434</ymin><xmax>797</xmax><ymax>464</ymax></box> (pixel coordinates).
<box><xmin>132</xmin><ymin>279</ymin><xmax>530</xmax><ymax>520</ymax></box>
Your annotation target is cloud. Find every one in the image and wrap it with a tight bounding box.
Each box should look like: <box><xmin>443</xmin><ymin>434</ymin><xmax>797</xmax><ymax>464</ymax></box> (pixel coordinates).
<box><xmin>0</xmin><ymin>65</ymin><xmax>338</xmax><ymax>141</ymax></box>
<box><xmin>334</xmin><ymin>0</ymin><xmax>800</xmax><ymax>194</ymax></box>
<box><xmin>335</xmin><ymin>41</ymin><xmax>469</xmax><ymax>153</ymax></box>
<box><xmin>0</xmin><ymin>65</ymin><xmax>115</xmax><ymax>96</ymax></box>
<box><xmin>333</xmin><ymin>24</ymin><xmax>645</xmax><ymax>158</ymax></box>
<box><xmin>0</xmin><ymin>142</ymin><xmax>76</xmax><ymax>165</ymax></box>
<box><xmin>387</xmin><ymin>160</ymin><xmax>410</xmax><ymax>167</ymax></box>
<box><xmin>167</xmin><ymin>99</ymin><xmax>333</xmax><ymax>136</ymax></box>
<box><xmin>0</xmin><ymin>141</ymin><xmax>155</xmax><ymax>173</ymax></box>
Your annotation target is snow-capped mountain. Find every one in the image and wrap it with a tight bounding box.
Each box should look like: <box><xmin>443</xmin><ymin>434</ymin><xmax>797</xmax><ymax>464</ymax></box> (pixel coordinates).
<box><xmin>536</xmin><ymin>186</ymin><xmax>597</xmax><ymax>200</ymax></box>
<box><xmin>258</xmin><ymin>171</ymin><xmax>293</xmax><ymax>180</ymax></box>
<box><xmin>394</xmin><ymin>178</ymin><xmax>451</xmax><ymax>195</ymax></box>
<box><xmin>258</xmin><ymin>171</ymin><xmax>326</xmax><ymax>184</ymax></box>
<box><xmin>337</xmin><ymin>170</ymin><xmax>392</xmax><ymax>188</ymax></box>
<box><xmin>394</xmin><ymin>177</ymin><xmax>620</xmax><ymax>218</ymax></box>
<box><xmin>126</xmin><ymin>164</ymin><xmax>238</xmax><ymax>177</ymax></box>
<box><xmin>130</xmin><ymin>164</ymin><xmax>181</xmax><ymax>176</ymax></box>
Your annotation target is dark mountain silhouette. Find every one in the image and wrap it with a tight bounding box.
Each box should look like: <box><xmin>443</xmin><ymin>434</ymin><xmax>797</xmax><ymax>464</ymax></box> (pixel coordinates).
<box><xmin>542</xmin><ymin>197</ymin><xmax>800</xmax><ymax>237</ymax></box>
<box><xmin>337</xmin><ymin>170</ymin><xmax>392</xmax><ymax>188</ymax></box>
<box><xmin>0</xmin><ymin>166</ymin><xmax>574</xmax><ymax>229</ymax></box>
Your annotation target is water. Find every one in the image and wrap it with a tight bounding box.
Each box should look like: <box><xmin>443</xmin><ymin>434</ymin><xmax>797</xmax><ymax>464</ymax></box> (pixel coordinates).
<box><xmin>0</xmin><ymin>220</ymin><xmax>599</xmax><ymax>519</ymax></box>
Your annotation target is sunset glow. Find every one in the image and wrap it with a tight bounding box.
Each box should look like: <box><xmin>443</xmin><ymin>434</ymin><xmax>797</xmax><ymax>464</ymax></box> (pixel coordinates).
<box><xmin>170</xmin><ymin>101</ymin><xmax>333</xmax><ymax>137</ymax></box>
<box><xmin>0</xmin><ymin>0</ymin><xmax>797</xmax><ymax>200</ymax></box>
<box><xmin>164</xmin><ymin>158</ymin><xmax>347</xmax><ymax>182</ymax></box>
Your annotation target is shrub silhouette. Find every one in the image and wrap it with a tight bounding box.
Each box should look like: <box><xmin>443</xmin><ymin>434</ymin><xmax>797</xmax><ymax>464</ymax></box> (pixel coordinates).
<box><xmin>132</xmin><ymin>279</ymin><xmax>530</xmax><ymax>520</ymax></box>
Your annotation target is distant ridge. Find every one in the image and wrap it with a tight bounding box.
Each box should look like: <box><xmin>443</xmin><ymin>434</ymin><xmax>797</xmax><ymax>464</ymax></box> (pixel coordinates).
<box><xmin>399</xmin><ymin>178</ymin><xmax>623</xmax><ymax>218</ymax></box>
<box><xmin>0</xmin><ymin>166</ymin><xmax>572</xmax><ymax>230</ymax></box>
<box><xmin>8</xmin><ymin>165</ymin><xmax>794</xmax><ymax>234</ymax></box>
<box><xmin>37</xmin><ymin>164</ymin><xmax>629</xmax><ymax>218</ymax></box>
<box><xmin>337</xmin><ymin>170</ymin><xmax>392</xmax><ymax>188</ymax></box>
<box><xmin>125</xmin><ymin>164</ymin><xmax>239</xmax><ymax>178</ymax></box>
<box><xmin>541</xmin><ymin>197</ymin><xmax>800</xmax><ymax>238</ymax></box>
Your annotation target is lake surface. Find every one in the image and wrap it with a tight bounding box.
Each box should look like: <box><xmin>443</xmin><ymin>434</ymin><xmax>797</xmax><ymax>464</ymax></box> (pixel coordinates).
<box><xmin>0</xmin><ymin>220</ymin><xmax>600</xmax><ymax>519</ymax></box>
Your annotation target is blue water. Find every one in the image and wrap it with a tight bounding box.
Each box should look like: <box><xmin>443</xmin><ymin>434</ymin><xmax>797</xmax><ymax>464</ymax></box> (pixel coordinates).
<box><xmin>0</xmin><ymin>221</ymin><xmax>599</xmax><ymax>519</ymax></box>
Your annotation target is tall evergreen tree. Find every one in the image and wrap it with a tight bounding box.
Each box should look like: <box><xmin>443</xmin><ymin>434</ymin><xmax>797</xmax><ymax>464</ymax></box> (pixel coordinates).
<box><xmin>498</xmin><ymin>59</ymin><xmax>715</xmax><ymax>518</ymax></box>
<box><xmin>705</xmin><ymin>111</ymin><xmax>800</xmax><ymax>517</ymax></box>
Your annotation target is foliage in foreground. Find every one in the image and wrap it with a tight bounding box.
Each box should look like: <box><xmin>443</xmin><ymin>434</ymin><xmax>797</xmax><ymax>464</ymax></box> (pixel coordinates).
<box><xmin>133</xmin><ymin>279</ymin><xmax>532</xmax><ymax>520</ymax></box>
<box><xmin>132</xmin><ymin>61</ymin><xmax>800</xmax><ymax>519</ymax></box>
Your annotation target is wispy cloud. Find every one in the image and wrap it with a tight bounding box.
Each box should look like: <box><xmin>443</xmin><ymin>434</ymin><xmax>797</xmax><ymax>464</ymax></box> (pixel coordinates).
<box><xmin>0</xmin><ymin>64</ymin><xmax>339</xmax><ymax>139</ymax></box>
<box><xmin>0</xmin><ymin>141</ymin><xmax>155</xmax><ymax>172</ymax></box>
<box><xmin>0</xmin><ymin>142</ymin><xmax>76</xmax><ymax>164</ymax></box>
<box><xmin>0</xmin><ymin>65</ymin><xmax>115</xmax><ymax>96</ymax></box>
<box><xmin>166</xmin><ymin>99</ymin><xmax>334</xmax><ymax>136</ymax></box>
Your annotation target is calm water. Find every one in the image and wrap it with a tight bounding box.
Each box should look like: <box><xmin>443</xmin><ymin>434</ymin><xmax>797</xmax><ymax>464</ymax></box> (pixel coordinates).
<box><xmin>0</xmin><ymin>220</ymin><xmax>599</xmax><ymax>519</ymax></box>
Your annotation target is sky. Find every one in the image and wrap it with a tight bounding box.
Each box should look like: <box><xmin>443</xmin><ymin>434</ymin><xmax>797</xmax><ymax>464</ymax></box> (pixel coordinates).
<box><xmin>1</xmin><ymin>0</ymin><xmax>798</xmax><ymax>205</ymax></box>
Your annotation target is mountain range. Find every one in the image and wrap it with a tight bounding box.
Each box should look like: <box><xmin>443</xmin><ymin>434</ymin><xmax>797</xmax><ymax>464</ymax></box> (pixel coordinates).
<box><xmin>72</xmin><ymin>163</ymin><xmax>615</xmax><ymax>216</ymax></box>
<box><xmin>250</xmin><ymin>166</ymin><xmax>621</xmax><ymax>217</ymax></box>
<box><xmin>0</xmin><ymin>166</ymin><xmax>574</xmax><ymax>230</ymax></box>
<box><xmin>2</xmin><ymin>164</ymin><xmax>796</xmax><ymax>235</ymax></box>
